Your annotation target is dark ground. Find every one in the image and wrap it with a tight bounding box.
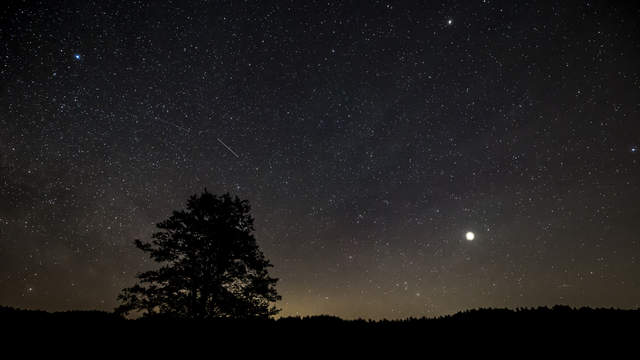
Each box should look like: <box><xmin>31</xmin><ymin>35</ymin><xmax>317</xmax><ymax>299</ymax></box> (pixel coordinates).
<box><xmin>2</xmin><ymin>305</ymin><xmax>637</xmax><ymax>340</ymax></box>
<box><xmin>2</xmin><ymin>306</ymin><xmax>636</xmax><ymax>355</ymax></box>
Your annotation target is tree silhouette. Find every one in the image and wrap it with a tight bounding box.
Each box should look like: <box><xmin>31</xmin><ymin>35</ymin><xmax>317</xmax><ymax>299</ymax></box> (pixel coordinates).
<box><xmin>116</xmin><ymin>190</ymin><xmax>281</xmax><ymax>319</ymax></box>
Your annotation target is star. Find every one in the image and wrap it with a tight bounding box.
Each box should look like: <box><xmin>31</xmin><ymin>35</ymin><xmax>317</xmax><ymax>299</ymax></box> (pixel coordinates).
<box><xmin>446</xmin><ymin>19</ymin><xmax>453</xmax><ymax>26</ymax></box>
<box><xmin>74</xmin><ymin>54</ymin><xmax>81</xmax><ymax>60</ymax></box>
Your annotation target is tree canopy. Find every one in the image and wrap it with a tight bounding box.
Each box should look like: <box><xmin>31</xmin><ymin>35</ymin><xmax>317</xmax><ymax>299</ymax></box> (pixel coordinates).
<box><xmin>116</xmin><ymin>190</ymin><xmax>280</xmax><ymax>319</ymax></box>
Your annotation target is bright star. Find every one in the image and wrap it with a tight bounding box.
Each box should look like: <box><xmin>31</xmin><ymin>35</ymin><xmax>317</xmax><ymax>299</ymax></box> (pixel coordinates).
<box><xmin>465</xmin><ymin>231</ymin><xmax>475</xmax><ymax>241</ymax></box>
<box><xmin>632</xmin><ymin>147</ymin><xmax>638</xmax><ymax>153</ymax></box>
<box><xmin>447</xmin><ymin>19</ymin><xmax>453</xmax><ymax>26</ymax></box>
<box><xmin>74</xmin><ymin>54</ymin><xmax>81</xmax><ymax>60</ymax></box>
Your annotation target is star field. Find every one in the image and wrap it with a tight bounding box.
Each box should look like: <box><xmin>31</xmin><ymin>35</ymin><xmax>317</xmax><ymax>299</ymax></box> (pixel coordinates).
<box><xmin>1</xmin><ymin>1</ymin><xmax>640</xmax><ymax>319</ymax></box>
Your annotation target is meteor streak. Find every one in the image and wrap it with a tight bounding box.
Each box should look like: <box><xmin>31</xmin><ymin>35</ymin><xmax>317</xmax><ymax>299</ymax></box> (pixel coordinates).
<box><xmin>217</xmin><ymin>138</ymin><xmax>240</xmax><ymax>158</ymax></box>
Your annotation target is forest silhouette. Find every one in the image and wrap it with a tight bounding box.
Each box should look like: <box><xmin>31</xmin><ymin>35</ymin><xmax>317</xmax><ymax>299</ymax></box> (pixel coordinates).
<box><xmin>2</xmin><ymin>305</ymin><xmax>639</xmax><ymax>339</ymax></box>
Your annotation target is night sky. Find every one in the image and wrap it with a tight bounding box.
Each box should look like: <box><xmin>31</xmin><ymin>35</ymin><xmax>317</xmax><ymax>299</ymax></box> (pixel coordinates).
<box><xmin>2</xmin><ymin>1</ymin><xmax>640</xmax><ymax>319</ymax></box>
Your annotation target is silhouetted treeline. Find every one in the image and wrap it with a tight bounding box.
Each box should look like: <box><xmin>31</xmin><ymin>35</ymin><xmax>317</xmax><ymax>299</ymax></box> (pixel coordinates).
<box><xmin>2</xmin><ymin>305</ymin><xmax>637</xmax><ymax>349</ymax></box>
<box><xmin>3</xmin><ymin>304</ymin><xmax>638</xmax><ymax>327</ymax></box>
<box><xmin>0</xmin><ymin>306</ymin><xmax>123</xmax><ymax>322</ymax></box>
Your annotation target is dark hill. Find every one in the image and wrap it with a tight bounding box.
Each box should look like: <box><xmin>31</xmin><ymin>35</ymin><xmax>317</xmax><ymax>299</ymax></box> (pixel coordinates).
<box><xmin>1</xmin><ymin>305</ymin><xmax>636</xmax><ymax>351</ymax></box>
<box><xmin>2</xmin><ymin>304</ymin><xmax>638</xmax><ymax>329</ymax></box>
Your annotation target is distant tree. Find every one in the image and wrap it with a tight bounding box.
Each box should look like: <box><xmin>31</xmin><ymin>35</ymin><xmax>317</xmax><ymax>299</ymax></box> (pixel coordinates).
<box><xmin>116</xmin><ymin>190</ymin><xmax>280</xmax><ymax>319</ymax></box>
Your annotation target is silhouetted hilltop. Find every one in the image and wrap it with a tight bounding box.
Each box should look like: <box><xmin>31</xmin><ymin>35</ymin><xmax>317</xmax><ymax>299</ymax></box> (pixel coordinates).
<box><xmin>2</xmin><ymin>304</ymin><xmax>638</xmax><ymax>325</ymax></box>
<box><xmin>0</xmin><ymin>306</ymin><xmax>124</xmax><ymax>322</ymax></box>
<box><xmin>2</xmin><ymin>305</ymin><xmax>637</xmax><ymax>349</ymax></box>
